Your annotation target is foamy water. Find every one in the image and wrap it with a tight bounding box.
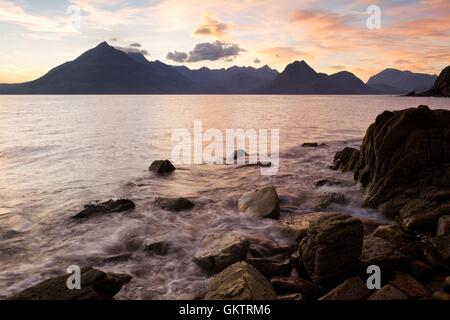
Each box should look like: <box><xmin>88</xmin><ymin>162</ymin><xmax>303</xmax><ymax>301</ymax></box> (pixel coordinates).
<box><xmin>0</xmin><ymin>95</ymin><xmax>449</xmax><ymax>299</ymax></box>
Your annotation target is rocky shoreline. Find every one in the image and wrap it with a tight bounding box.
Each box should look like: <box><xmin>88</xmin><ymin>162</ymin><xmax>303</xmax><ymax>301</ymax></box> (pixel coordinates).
<box><xmin>8</xmin><ymin>105</ymin><xmax>450</xmax><ymax>300</ymax></box>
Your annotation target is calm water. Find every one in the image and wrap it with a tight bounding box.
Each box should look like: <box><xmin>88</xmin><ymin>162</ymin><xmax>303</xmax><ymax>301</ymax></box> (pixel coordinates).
<box><xmin>1</xmin><ymin>95</ymin><xmax>449</xmax><ymax>299</ymax></box>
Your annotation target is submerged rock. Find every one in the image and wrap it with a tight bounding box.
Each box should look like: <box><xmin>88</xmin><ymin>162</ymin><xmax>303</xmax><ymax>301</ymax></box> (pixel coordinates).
<box><xmin>238</xmin><ymin>185</ymin><xmax>280</xmax><ymax>219</ymax></box>
<box><xmin>73</xmin><ymin>199</ymin><xmax>135</xmax><ymax>219</ymax></box>
<box><xmin>193</xmin><ymin>232</ymin><xmax>249</xmax><ymax>273</ymax></box>
<box><xmin>153</xmin><ymin>197</ymin><xmax>194</xmax><ymax>211</ymax></box>
<box><xmin>320</xmin><ymin>277</ymin><xmax>371</xmax><ymax>300</ymax></box>
<box><xmin>143</xmin><ymin>240</ymin><xmax>172</xmax><ymax>256</ymax></box>
<box><xmin>204</xmin><ymin>261</ymin><xmax>276</xmax><ymax>300</ymax></box>
<box><xmin>299</xmin><ymin>213</ymin><xmax>364</xmax><ymax>284</ymax></box>
<box><xmin>10</xmin><ymin>267</ymin><xmax>131</xmax><ymax>300</ymax></box>
<box><xmin>148</xmin><ymin>160</ymin><xmax>176</xmax><ymax>174</ymax></box>
<box><xmin>301</xmin><ymin>143</ymin><xmax>318</xmax><ymax>147</ymax></box>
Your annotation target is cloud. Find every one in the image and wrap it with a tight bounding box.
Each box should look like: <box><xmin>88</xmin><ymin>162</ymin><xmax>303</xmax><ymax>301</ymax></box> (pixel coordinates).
<box><xmin>114</xmin><ymin>46</ymin><xmax>149</xmax><ymax>56</ymax></box>
<box><xmin>129</xmin><ymin>42</ymin><xmax>141</xmax><ymax>47</ymax></box>
<box><xmin>193</xmin><ymin>14</ymin><xmax>230</xmax><ymax>39</ymax></box>
<box><xmin>167</xmin><ymin>41</ymin><xmax>245</xmax><ymax>63</ymax></box>
<box><xmin>253</xmin><ymin>58</ymin><xmax>261</xmax><ymax>63</ymax></box>
<box><xmin>329</xmin><ymin>65</ymin><xmax>346</xmax><ymax>71</ymax></box>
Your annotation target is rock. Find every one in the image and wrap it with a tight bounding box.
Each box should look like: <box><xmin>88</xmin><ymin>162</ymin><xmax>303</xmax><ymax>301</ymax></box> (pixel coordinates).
<box><xmin>193</xmin><ymin>232</ymin><xmax>249</xmax><ymax>273</ymax></box>
<box><xmin>372</xmin><ymin>225</ymin><xmax>404</xmax><ymax>247</ymax></box>
<box><xmin>445</xmin><ymin>276</ymin><xmax>450</xmax><ymax>293</ymax></box>
<box><xmin>9</xmin><ymin>267</ymin><xmax>130</xmax><ymax>300</ymax></box>
<box><xmin>423</xmin><ymin>65</ymin><xmax>450</xmax><ymax>97</ymax></box>
<box><xmin>277</xmin><ymin>293</ymin><xmax>303</xmax><ymax>300</ymax></box>
<box><xmin>424</xmin><ymin>234</ymin><xmax>450</xmax><ymax>269</ymax></box>
<box><xmin>388</xmin><ymin>271</ymin><xmax>430</xmax><ymax>299</ymax></box>
<box><xmin>279</xmin><ymin>212</ymin><xmax>329</xmax><ymax>241</ymax></box>
<box><xmin>437</xmin><ymin>215</ymin><xmax>450</xmax><ymax>235</ymax></box>
<box><xmin>153</xmin><ymin>197</ymin><xmax>194</xmax><ymax>211</ymax></box>
<box><xmin>301</xmin><ymin>143</ymin><xmax>318</xmax><ymax>147</ymax></box>
<box><xmin>361</xmin><ymin>235</ymin><xmax>406</xmax><ymax>271</ymax></box>
<box><xmin>143</xmin><ymin>240</ymin><xmax>172</xmax><ymax>256</ymax></box>
<box><xmin>270</xmin><ymin>276</ymin><xmax>325</xmax><ymax>298</ymax></box>
<box><xmin>345</xmin><ymin>106</ymin><xmax>450</xmax><ymax>230</ymax></box>
<box><xmin>407</xmin><ymin>260</ymin><xmax>433</xmax><ymax>281</ymax></box>
<box><xmin>299</xmin><ymin>213</ymin><xmax>364</xmax><ymax>284</ymax></box>
<box><xmin>233</xmin><ymin>149</ymin><xmax>248</xmax><ymax>160</ymax></box>
<box><xmin>432</xmin><ymin>291</ymin><xmax>450</xmax><ymax>300</ymax></box>
<box><xmin>315</xmin><ymin>179</ymin><xmax>346</xmax><ymax>187</ymax></box>
<box><xmin>320</xmin><ymin>277</ymin><xmax>371</xmax><ymax>300</ymax></box>
<box><xmin>204</xmin><ymin>261</ymin><xmax>276</xmax><ymax>300</ymax></box>
<box><xmin>368</xmin><ymin>285</ymin><xmax>408</xmax><ymax>300</ymax></box>
<box><xmin>148</xmin><ymin>160</ymin><xmax>175</xmax><ymax>174</ymax></box>
<box><xmin>311</xmin><ymin>192</ymin><xmax>347</xmax><ymax>210</ymax></box>
<box><xmin>73</xmin><ymin>199</ymin><xmax>135</xmax><ymax>219</ymax></box>
<box><xmin>332</xmin><ymin>147</ymin><xmax>360</xmax><ymax>171</ymax></box>
<box><xmin>238</xmin><ymin>185</ymin><xmax>280</xmax><ymax>219</ymax></box>
<box><xmin>246</xmin><ymin>256</ymin><xmax>291</xmax><ymax>277</ymax></box>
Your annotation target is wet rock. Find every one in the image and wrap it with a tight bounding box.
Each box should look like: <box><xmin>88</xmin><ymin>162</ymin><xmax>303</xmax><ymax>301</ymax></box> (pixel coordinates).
<box><xmin>424</xmin><ymin>234</ymin><xmax>450</xmax><ymax>270</ymax></box>
<box><xmin>153</xmin><ymin>197</ymin><xmax>194</xmax><ymax>212</ymax></box>
<box><xmin>143</xmin><ymin>240</ymin><xmax>172</xmax><ymax>256</ymax></box>
<box><xmin>314</xmin><ymin>179</ymin><xmax>346</xmax><ymax>188</ymax></box>
<box><xmin>73</xmin><ymin>199</ymin><xmax>135</xmax><ymax>219</ymax></box>
<box><xmin>332</xmin><ymin>147</ymin><xmax>360</xmax><ymax>171</ymax></box>
<box><xmin>320</xmin><ymin>277</ymin><xmax>371</xmax><ymax>300</ymax></box>
<box><xmin>193</xmin><ymin>232</ymin><xmax>249</xmax><ymax>273</ymax></box>
<box><xmin>238</xmin><ymin>185</ymin><xmax>280</xmax><ymax>219</ymax></box>
<box><xmin>432</xmin><ymin>291</ymin><xmax>450</xmax><ymax>300</ymax></box>
<box><xmin>407</xmin><ymin>260</ymin><xmax>433</xmax><ymax>281</ymax></box>
<box><xmin>301</xmin><ymin>143</ymin><xmax>318</xmax><ymax>147</ymax></box>
<box><xmin>204</xmin><ymin>261</ymin><xmax>276</xmax><ymax>300</ymax></box>
<box><xmin>299</xmin><ymin>213</ymin><xmax>364</xmax><ymax>284</ymax></box>
<box><xmin>9</xmin><ymin>267</ymin><xmax>131</xmax><ymax>300</ymax></box>
<box><xmin>148</xmin><ymin>160</ymin><xmax>176</xmax><ymax>174</ymax></box>
<box><xmin>388</xmin><ymin>271</ymin><xmax>430</xmax><ymax>300</ymax></box>
<box><xmin>277</xmin><ymin>293</ymin><xmax>303</xmax><ymax>300</ymax></box>
<box><xmin>437</xmin><ymin>215</ymin><xmax>450</xmax><ymax>235</ymax></box>
<box><xmin>270</xmin><ymin>276</ymin><xmax>325</xmax><ymax>298</ymax></box>
<box><xmin>372</xmin><ymin>225</ymin><xmax>404</xmax><ymax>247</ymax></box>
<box><xmin>311</xmin><ymin>192</ymin><xmax>347</xmax><ymax>210</ymax></box>
<box><xmin>368</xmin><ymin>285</ymin><xmax>408</xmax><ymax>300</ymax></box>
<box><xmin>246</xmin><ymin>256</ymin><xmax>291</xmax><ymax>277</ymax></box>
<box><xmin>279</xmin><ymin>212</ymin><xmax>328</xmax><ymax>241</ymax></box>
<box><xmin>361</xmin><ymin>235</ymin><xmax>406</xmax><ymax>271</ymax></box>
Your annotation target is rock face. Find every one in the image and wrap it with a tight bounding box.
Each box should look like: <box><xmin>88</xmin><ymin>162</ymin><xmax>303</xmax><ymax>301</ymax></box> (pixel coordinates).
<box><xmin>299</xmin><ymin>213</ymin><xmax>364</xmax><ymax>284</ymax></box>
<box><xmin>423</xmin><ymin>65</ymin><xmax>450</xmax><ymax>97</ymax></box>
<box><xmin>153</xmin><ymin>197</ymin><xmax>194</xmax><ymax>211</ymax></box>
<box><xmin>148</xmin><ymin>160</ymin><xmax>176</xmax><ymax>174</ymax></box>
<box><xmin>204</xmin><ymin>262</ymin><xmax>276</xmax><ymax>300</ymax></box>
<box><xmin>320</xmin><ymin>277</ymin><xmax>371</xmax><ymax>300</ymax></box>
<box><xmin>332</xmin><ymin>147</ymin><xmax>360</xmax><ymax>171</ymax></box>
<box><xmin>238</xmin><ymin>186</ymin><xmax>280</xmax><ymax>219</ymax></box>
<box><xmin>73</xmin><ymin>199</ymin><xmax>135</xmax><ymax>219</ymax></box>
<box><xmin>10</xmin><ymin>267</ymin><xmax>131</xmax><ymax>300</ymax></box>
<box><xmin>193</xmin><ymin>233</ymin><xmax>249</xmax><ymax>273</ymax></box>
<box><xmin>334</xmin><ymin>106</ymin><xmax>450</xmax><ymax>230</ymax></box>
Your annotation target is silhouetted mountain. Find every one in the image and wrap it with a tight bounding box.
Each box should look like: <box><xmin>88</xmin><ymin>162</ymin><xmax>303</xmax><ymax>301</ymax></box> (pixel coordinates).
<box><xmin>367</xmin><ymin>68</ymin><xmax>437</xmax><ymax>94</ymax></box>
<box><xmin>422</xmin><ymin>65</ymin><xmax>450</xmax><ymax>97</ymax></box>
<box><xmin>259</xmin><ymin>60</ymin><xmax>372</xmax><ymax>94</ymax></box>
<box><xmin>0</xmin><ymin>42</ymin><xmax>197</xmax><ymax>94</ymax></box>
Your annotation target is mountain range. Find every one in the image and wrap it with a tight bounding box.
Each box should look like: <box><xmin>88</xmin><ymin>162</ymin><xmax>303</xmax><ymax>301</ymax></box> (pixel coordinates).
<box><xmin>0</xmin><ymin>41</ymin><xmax>442</xmax><ymax>95</ymax></box>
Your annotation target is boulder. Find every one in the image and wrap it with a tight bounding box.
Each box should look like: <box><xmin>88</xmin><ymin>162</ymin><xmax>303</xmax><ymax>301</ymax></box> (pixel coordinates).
<box><xmin>361</xmin><ymin>235</ymin><xmax>406</xmax><ymax>271</ymax></box>
<box><xmin>331</xmin><ymin>147</ymin><xmax>360</xmax><ymax>171</ymax></box>
<box><xmin>368</xmin><ymin>284</ymin><xmax>408</xmax><ymax>300</ymax></box>
<box><xmin>153</xmin><ymin>197</ymin><xmax>194</xmax><ymax>211</ymax></box>
<box><xmin>238</xmin><ymin>185</ymin><xmax>280</xmax><ymax>219</ymax></box>
<box><xmin>314</xmin><ymin>179</ymin><xmax>347</xmax><ymax>188</ymax></box>
<box><xmin>424</xmin><ymin>234</ymin><xmax>450</xmax><ymax>269</ymax></box>
<box><xmin>73</xmin><ymin>199</ymin><xmax>135</xmax><ymax>219</ymax></box>
<box><xmin>320</xmin><ymin>277</ymin><xmax>371</xmax><ymax>300</ymax></box>
<box><xmin>301</xmin><ymin>143</ymin><xmax>318</xmax><ymax>147</ymax></box>
<box><xmin>437</xmin><ymin>215</ymin><xmax>450</xmax><ymax>235</ymax></box>
<box><xmin>311</xmin><ymin>192</ymin><xmax>347</xmax><ymax>210</ymax></box>
<box><xmin>270</xmin><ymin>276</ymin><xmax>325</xmax><ymax>298</ymax></box>
<box><xmin>407</xmin><ymin>260</ymin><xmax>433</xmax><ymax>281</ymax></box>
<box><xmin>10</xmin><ymin>267</ymin><xmax>131</xmax><ymax>300</ymax></box>
<box><xmin>342</xmin><ymin>106</ymin><xmax>450</xmax><ymax>230</ymax></box>
<box><xmin>193</xmin><ymin>232</ymin><xmax>249</xmax><ymax>273</ymax></box>
<box><xmin>299</xmin><ymin>213</ymin><xmax>364</xmax><ymax>284</ymax></box>
<box><xmin>372</xmin><ymin>225</ymin><xmax>404</xmax><ymax>247</ymax></box>
<box><xmin>432</xmin><ymin>291</ymin><xmax>450</xmax><ymax>300</ymax></box>
<box><xmin>204</xmin><ymin>262</ymin><xmax>276</xmax><ymax>300</ymax></box>
<box><xmin>143</xmin><ymin>240</ymin><xmax>172</xmax><ymax>256</ymax></box>
<box><xmin>279</xmin><ymin>212</ymin><xmax>328</xmax><ymax>241</ymax></box>
<box><xmin>388</xmin><ymin>271</ymin><xmax>430</xmax><ymax>299</ymax></box>
<box><xmin>148</xmin><ymin>160</ymin><xmax>176</xmax><ymax>174</ymax></box>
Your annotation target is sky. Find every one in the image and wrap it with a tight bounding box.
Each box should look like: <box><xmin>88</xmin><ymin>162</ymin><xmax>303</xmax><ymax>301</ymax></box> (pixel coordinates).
<box><xmin>0</xmin><ymin>0</ymin><xmax>449</xmax><ymax>83</ymax></box>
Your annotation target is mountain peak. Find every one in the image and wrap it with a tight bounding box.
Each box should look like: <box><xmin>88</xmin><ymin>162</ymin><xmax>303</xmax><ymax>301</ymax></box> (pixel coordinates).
<box><xmin>282</xmin><ymin>60</ymin><xmax>316</xmax><ymax>76</ymax></box>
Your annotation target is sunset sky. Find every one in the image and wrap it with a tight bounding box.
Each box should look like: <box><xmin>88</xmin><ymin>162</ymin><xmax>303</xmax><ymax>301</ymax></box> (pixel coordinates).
<box><xmin>0</xmin><ymin>0</ymin><xmax>449</xmax><ymax>83</ymax></box>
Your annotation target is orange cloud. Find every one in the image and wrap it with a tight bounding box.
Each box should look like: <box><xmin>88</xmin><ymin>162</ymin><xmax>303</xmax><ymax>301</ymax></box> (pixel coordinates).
<box><xmin>192</xmin><ymin>15</ymin><xmax>230</xmax><ymax>39</ymax></box>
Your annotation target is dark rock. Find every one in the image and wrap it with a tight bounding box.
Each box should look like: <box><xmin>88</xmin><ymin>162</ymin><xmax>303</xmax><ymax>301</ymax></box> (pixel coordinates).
<box><xmin>432</xmin><ymin>291</ymin><xmax>450</xmax><ymax>300</ymax></box>
<box><xmin>368</xmin><ymin>284</ymin><xmax>408</xmax><ymax>300</ymax></box>
<box><xmin>331</xmin><ymin>147</ymin><xmax>360</xmax><ymax>171</ymax></box>
<box><xmin>279</xmin><ymin>212</ymin><xmax>329</xmax><ymax>241</ymax></box>
<box><xmin>424</xmin><ymin>234</ymin><xmax>450</xmax><ymax>269</ymax></box>
<box><xmin>277</xmin><ymin>293</ymin><xmax>303</xmax><ymax>300</ymax></box>
<box><xmin>361</xmin><ymin>235</ymin><xmax>406</xmax><ymax>271</ymax></box>
<box><xmin>73</xmin><ymin>199</ymin><xmax>135</xmax><ymax>219</ymax></box>
<box><xmin>193</xmin><ymin>232</ymin><xmax>249</xmax><ymax>273</ymax></box>
<box><xmin>314</xmin><ymin>179</ymin><xmax>346</xmax><ymax>187</ymax></box>
<box><xmin>204</xmin><ymin>261</ymin><xmax>276</xmax><ymax>300</ymax></box>
<box><xmin>270</xmin><ymin>276</ymin><xmax>325</xmax><ymax>298</ymax></box>
<box><xmin>9</xmin><ymin>267</ymin><xmax>130</xmax><ymax>300</ymax></box>
<box><xmin>407</xmin><ymin>260</ymin><xmax>433</xmax><ymax>281</ymax></box>
<box><xmin>143</xmin><ymin>240</ymin><xmax>172</xmax><ymax>256</ymax></box>
<box><xmin>148</xmin><ymin>160</ymin><xmax>176</xmax><ymax>174</ymax></box>
<box><xmin>299</xmin><ymin>213</ymin><xmax>364</xmax><ymax>284</ymax></box>
<box><xmin>437</xmin><ymin>215</ymin><xmax>450</xmax><ymax>235</ymax></box>
<box><xmin>233</xmin><ymin>149</ymin><xmax>249</xmax><ymax>160</ymax></box>
<box><xmin>311</xmin><ymin>192</ymin><xmax>347</xmax><ymax>210</ymax></box>
<box><xmin>423</xmin><ymin>65</ymin><xmax>450</xmax><ymax>97</ymax></box>
<box><xmin>388</xmin><ymin>271</ymin><xmax>430</xmax><ymax>299</ymax></box>
<box><xmin>238</xmin><ymin>185</ymin><xmax>280</xmax><ymax>219</ymax></box>
<box><xmin>444</xmin><ymin>276</ymin><xmax>450</xmax><ymax>293</ymax></box>
<box><xmin>320</xmin><ymin>277</ymin><xmax>371</xmax><ymax>300</ymax></box>
<box><xmin>301</xmin><ymin>143</ymin><xmax>318</xmax><ymax>147</ymax></box>
<box><xmin>153</xmin><ymin>197</ymin><xmax>194</xmax><ymax>211</ymax></box>
<box><xmin>372</xmin><ymin>225</ymin><xmax>404</xmax><ymax>247</ymax></box>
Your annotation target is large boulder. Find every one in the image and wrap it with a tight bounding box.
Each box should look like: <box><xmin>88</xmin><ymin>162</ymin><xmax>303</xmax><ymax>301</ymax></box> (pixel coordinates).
<box><xmin>361</xmin><ymin>235</ymin><xmax>406</xmax><ymax>271</ymax></box>
<box><xmin>73</xmin><ymin>199</ymin><xmax>135</xmax><ymax>219</ymax></box>
<box><xmin>388</xmin><ymin>271</ymin><xmax>430</xmax><ymax>299</ymax></box>
<box><xmin>238</xmin><ymin>186</ymin><xmax>280</xmax><ymax>219</ymax></box>
<box><xmin>320</xmin><ymin>277</ymin><xmax>371</xmax><ymax>300</ymax></box>
<box><xmin>299</xmin><ymin>213</ymin><xmax>364</xmax><ymax>284</ymax></box>
<box><xmin>204</xmin><ymin>262</ymin><xmax>276</xmax><ymax>300</ymax></box>
<box><xmin>148</xmin><ymin>160</ymin><xmax>176</xmax><ymax>174</ymax></box>
<box><xmin>279</xmin><ymin>212</ymin><xmax>329</xmax><ymax>241</ymax></box>
<box><xmin>335</xmin><ymin>106</ymin><xmax>450</xmax><ymax>231</ymax></box>
<box><xmin>424</xmin><ymin>234</ymin><xmax>450</xmax><ymax>270</ymax></box>
<box><xmin>193</xmin><ymin>232</ymin><xmax>249</xmax><ymax>273</ymax></box>
<box><xmin>10</xmin><ymin>267</ymin><xmax>131</xmax><ymax>300</ymax></box>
